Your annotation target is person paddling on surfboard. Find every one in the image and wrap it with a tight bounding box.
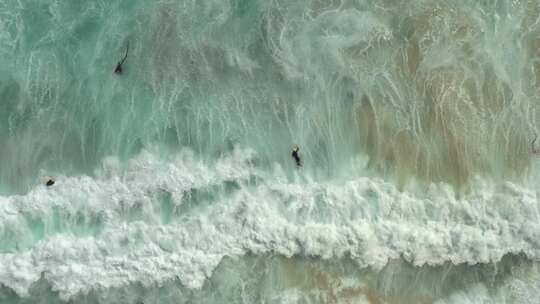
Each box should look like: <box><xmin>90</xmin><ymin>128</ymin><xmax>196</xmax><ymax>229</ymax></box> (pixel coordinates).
<box><xmin>44</xmin><ymin>176</ymin><xmax>55</xmax><ymax>187</ymax></box>
<box><xmin>292</xmin><ymin>145</ymin><xmax>302</xmax><ymax>167</ymax></box>
<box><xmin>114</xmin><ymin>41</ymin><xmax>129</xmax><ymax>75</ymax></box>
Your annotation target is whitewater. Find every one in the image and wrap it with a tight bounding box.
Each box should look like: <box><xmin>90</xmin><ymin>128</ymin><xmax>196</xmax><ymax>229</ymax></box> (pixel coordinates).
<box><xmin>1</xmin><ymin>0</ymin><xmax>540</xmax><ymax>303</ymax></box>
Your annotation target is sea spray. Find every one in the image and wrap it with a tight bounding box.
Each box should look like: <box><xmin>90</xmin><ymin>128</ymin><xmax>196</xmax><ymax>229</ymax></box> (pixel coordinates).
<box><xmin>1</xmin><ymin>0</ymin><xmax>540</xmax><ymax>303</ymax></box>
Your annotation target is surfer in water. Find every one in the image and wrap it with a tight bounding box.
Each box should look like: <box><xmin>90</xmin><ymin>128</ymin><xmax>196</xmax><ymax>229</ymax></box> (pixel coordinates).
<box><xmin>44</xmin><ymin>176</ymin><xmax>55</xmax><ymax>187</ymax></box>
<box><xmin>532</xmin><ymin>134</ymin><xmax>540</xmax><ymax>155</ymax></box>
<box><xmin>114</xmin><ymin>41</ymin><xmax>129</xmax><ymax>75</ymax></box>
<box><xmin>292</xmin><ymin>145</ymin><xmax>302</xmax><ymax>167</ymax></box>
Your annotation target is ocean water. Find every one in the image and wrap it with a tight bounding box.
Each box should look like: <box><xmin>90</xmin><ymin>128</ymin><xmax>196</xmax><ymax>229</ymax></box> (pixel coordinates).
<box><xmin>1</xmin><ymin>0</ymin><xmax>540</xmax><ymax>303</ymax></box>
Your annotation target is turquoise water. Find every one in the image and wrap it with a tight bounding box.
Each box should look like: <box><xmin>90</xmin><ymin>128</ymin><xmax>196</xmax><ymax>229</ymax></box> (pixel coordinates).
<box><xmin>1</xmin><ymin>0</ymin><xmax>540</xmax><ymax>303</ymax></box>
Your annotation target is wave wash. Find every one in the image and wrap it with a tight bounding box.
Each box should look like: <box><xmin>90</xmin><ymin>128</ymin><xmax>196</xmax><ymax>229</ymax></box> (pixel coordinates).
<box><xmin>0</xmin><ymin>0</ymin><xmax>539</xmax><ymax>303</ymax></box>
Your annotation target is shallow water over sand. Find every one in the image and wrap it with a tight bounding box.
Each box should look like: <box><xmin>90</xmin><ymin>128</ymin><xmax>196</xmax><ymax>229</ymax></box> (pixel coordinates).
<box><xmin>1</xmin><ymin>0</ymin><xmax>539</xmax><ymax>303</ymax></box>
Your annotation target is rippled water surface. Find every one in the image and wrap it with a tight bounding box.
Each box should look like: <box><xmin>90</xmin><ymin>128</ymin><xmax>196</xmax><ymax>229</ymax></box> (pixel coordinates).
<box><xmin>1</xmin><ymin>0</ymin><xmax>540</xmax><ymax>303</ymax></box>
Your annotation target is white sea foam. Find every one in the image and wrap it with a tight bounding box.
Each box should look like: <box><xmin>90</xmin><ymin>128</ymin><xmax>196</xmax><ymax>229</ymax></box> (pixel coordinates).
<box><xmin>434</xmin><ymin>270</ymin><xmax>540</xmax><ymax>304</ymax></box>
<box><xmin>0</xmin><ymin>148</ymin><xmax>539</xmax><ymax>300</ymax></box>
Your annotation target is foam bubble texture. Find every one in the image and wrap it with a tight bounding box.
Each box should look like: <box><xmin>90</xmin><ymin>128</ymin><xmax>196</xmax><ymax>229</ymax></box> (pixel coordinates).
<box><xmin>0</xmin><ymin>149</ymin><xmax>539</xmax><ymax>300</ymax></box>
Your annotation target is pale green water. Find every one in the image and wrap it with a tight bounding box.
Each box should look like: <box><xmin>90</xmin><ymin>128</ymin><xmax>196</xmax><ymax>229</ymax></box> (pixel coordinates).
<box><xmin>1</xmin><ymin>254</ymin><xmax>539</xmax><ymax>303</ymax></box>
<box><xmin>1</xmin><ymin>0</ymin><xmax>540</xmax><ymax>303</ymax></box>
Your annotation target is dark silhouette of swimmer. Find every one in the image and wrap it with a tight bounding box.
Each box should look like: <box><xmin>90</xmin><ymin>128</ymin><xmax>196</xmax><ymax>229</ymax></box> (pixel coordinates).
<box><xmin>292</xmin><ymin>145</ymin><xmax>302</xmax><ymax>167</ymax></box>
<box><xmin>45</xmin><ymin>176</ymin><xmax>55</xmax><ymax>187</ymax></box>
<box><xmin>532</xmin><ymin>134</ymin><xmax>540</xmax><ymax>155</ymax></box>
<box><xmin>114</xmin><ymin>42</ymin><xmax>129</xmax><ymax>75</ymax></box>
